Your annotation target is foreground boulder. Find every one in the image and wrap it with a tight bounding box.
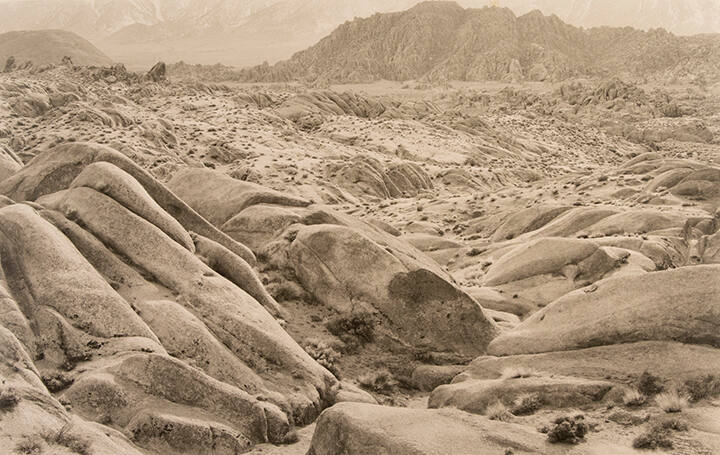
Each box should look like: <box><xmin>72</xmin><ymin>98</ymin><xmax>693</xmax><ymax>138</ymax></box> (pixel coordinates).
<box><xmin>307</xmin><ymin>402</ymin><xmax>566</xmax><ymax>455</ymax></box>
<box><xmin>0</xmin><ymin>144</ymin><xmax>340</xmax><ymax>453</ymax></box>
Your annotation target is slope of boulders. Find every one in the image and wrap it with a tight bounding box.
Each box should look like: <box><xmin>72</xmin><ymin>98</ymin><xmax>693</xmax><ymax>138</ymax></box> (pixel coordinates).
<box><xmin>0</xmin><ymin>142</ymin><xmax>345</xmax><ymax>454</ymax></box>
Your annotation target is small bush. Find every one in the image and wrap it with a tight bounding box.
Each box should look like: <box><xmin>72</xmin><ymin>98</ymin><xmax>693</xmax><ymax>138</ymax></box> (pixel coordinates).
<box><xmin>545</xmin><ymin>415</ymin><xmax>588</xmax><ymax>444</ymax></box>
<box><xmin>326</xmin><ymin>312</ymin><xmax>375</xmax><ymax>344</ymax></box>
<box><xmin>303</xmin><ymin>339</ymin><xmax>341</xmax><ymax>379</ymax></box>
<box><xmin>358</xmin><ymin>369</ymin><xmax>397</xmax><ymax>395</ymax></box>
<box><xmin>633</xmin><ymin>418</ymin><xmax>688</xmax><ymax>450</ymax></box>
<box><xmin>42</xmin><ymin>372</ymin><xmax>74</xmax><ymax>393</ymax></box>
<box><xmin>510</xmin><ymin>393</ymin><xmax>542</xmax><ymax>416</ymax></box>
<box><xmin>655</xmin><ymin>390</ymin><xmax>689</xmax><ymax>413</ymax></box>
<box><xmin>682</xmin><ymin>375</ymin><xmax>720</xmax><ymax>402</ymax></box>
<box><xmin>637</xmin><ymin>371</ymin><xmax>664</xmax><ymax>396</ymax></box>
<box><xmin>0</xmin><ymin>389</ymin><xmax>20</xmax><ymax>412</ymax></box>
<box><xmin>485</xmin><ymin>402</ymin><xmax>513</xmax><ymax>422</ymax></box>
<box><xmin>623</xmin><ymin>389</ymin><xmax>646</xmax><ymax>407</ymax></box>
<box><xmin>500</xmin><ymin>367</ymin><xmax>540</xmax><ymax>380</ymax></box>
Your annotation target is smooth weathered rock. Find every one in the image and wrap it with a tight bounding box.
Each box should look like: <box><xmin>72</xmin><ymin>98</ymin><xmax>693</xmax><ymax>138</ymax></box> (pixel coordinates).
<box><xmin>289</xmin><ymin>224</ymin><xmax>499</xmax><ymax>357</ymax></box>
<box><xmin>167</xmin><ymin>167</ymin><xmax>310</xmax><ymax>227</ymax></box>
<box><xmin>307</xmin><ymin>402</ymin><xmax>566</xmax><ymax>455</ymax></box>
<box><xmin>489</xmin><ymin>265</ymin><xmax>720</xmax><ymax>355</ymax></box>
<box><xmin>69</xmin><ymin>161</ymin><xmax>194</xmax><ymax>252</ymax></box>
<box><xmin>0</xmin><ymin>142</ymin><xmax>255</xmax><ymax>264</ymax></box>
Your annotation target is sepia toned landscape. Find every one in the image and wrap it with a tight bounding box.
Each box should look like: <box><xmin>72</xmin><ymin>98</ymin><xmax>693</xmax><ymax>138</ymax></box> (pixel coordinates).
<box><xmin>1</xmin><ymin>1</ymin><xmax>720</xmax><ymax>454</ymax></box>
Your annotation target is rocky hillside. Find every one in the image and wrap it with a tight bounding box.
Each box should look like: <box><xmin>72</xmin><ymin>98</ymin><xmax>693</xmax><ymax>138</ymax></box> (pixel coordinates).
<box><xmin>0</xmin><ymin>30</ymin><xmax>113</xmax><ymax>68</ymax></box>
<box><xmin>239</xmin><ymin>1</ymin><xmax>720</xmax><ymax>84</ymax></box>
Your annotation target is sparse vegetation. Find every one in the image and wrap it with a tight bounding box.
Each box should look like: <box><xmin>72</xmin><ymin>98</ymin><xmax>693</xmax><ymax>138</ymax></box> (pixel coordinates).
<box><xmin>42</xmin><ymin>372</ymin><xmax>75</xmax><ymax>393</ymax></box>
<box><xmin>15</xmin><ymin>435</ymin><xmax>43</xmax><ymax>454</ymax></box>
<box><xmin>637</xmin><ymin>371</ymin><xmax>664</xmax><ymax>396</ymax></box>
<box><xmin>622</xmin><ymin>389</ymin><xmax>646</xmax><ymax>407</ymax></box>
<box><xmin>42</xmin><ymin>424</ymin><xmax>91</xmax><ymax>455</ymax></box>
<box><xmin>633</xmin><ymin>418</ymin><xmax>689</xmax><ymax>450</ymax></box>
<box><xmin>681</xmin><ymin>375</ymin><xmax>720</xmax><ymax>402</ymax></box>
<box><xmin>485</xmin><ymin>402</ymin><xmax>513</xmax><ymax>422</ymax></box>
<box><xmin>303</xmin><ymin>338</ymin><xmax>341</xmax><ymax>378</ymax></box>
<box><xmin>326</xmin><ymin>311</ymin><xmax>375</xmax><ymax>344</ymax></box>
<box><xmin>510</xmin><ymin>393</ymin><xmax>542</xmax><ymax>416</ymax></box>
<box><xmin>0</xmin><ymin>388</ymin><xmax>20</xmax><ymax>412</ymax></box>
<box><xmin>655</xmin><ymin>390</ymin><xmax>689</xmax><ymax>413</ymax></box>
<box><xmin>544</xmin><ymin>415</ymin><xmax>588</xmax><ymax>444</ymax></box>
<box><xmin>358</xmin><ymin>369</ymin><xmax>397</xmax><ymax>395</ymax></box>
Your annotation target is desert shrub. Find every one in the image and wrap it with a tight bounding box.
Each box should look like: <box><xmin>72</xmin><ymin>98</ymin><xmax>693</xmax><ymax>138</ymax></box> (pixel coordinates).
<box><xmin>485</xmin><ymin>402</ymin><xmax>513</xmax><ymax>422</ymax></box>
<box><xmin>623</xmin><ymin>389</ymin><xmax>646</xmax><ymax>407</ymax></box>
<box><xmin>267</xmin><ymin>281</ymin><xmax>308</xmax><ymax>303</ymax></box>
<box><xmin>303</xmin><ymin>339</ymin><xmax>341</xmax><ymax>378</ymax></box>
<box><xmin>655</xmin><ymin>390</ymin><xmax>689</xmax><ymax>413</ymax></box>
<box><xmin>326</xmin><ymin>312</ymin><xmax>375</xmax><ymax>344</ymax></box>
<box><xmin>510</xmin><ymin>393</ymin><xmax>542</xmax><ymax>416</ymax></box>
<box><xmin>637</xmin><ymin>371</ymin><xmax>664</xmax><ymax>396</ymax></box>
<box><xmin>42</xmin><ymin>372</ymin><xmax>75</xmax><ymax>393</ymax></box>
<box><xmin>0</xmin><ymin>388</ymin><xmax>20</xmax><ymax>412</ymax></box>
<box><xmin>545</xmin><ymin>415</ymin><xmax>588</xmax><ymax>444</ymax></box>
<box><xmin>500</xmin><ymin>367</ymin><xmax>540</xmax><ymax>380</ymax></box>
<box><xmin>633</xmin><ymin>418</ymin><xmax>688</xmax><ymax>450</ymax></box>
<box><xmin>358</xmin><ymin>369</ymin><xmax>397</xmax><ymax>395</ymax></box>
<box><xmin>682</xmin><ymin>375</ymin><xmax>720</xmax><ymax>402</ymax></box>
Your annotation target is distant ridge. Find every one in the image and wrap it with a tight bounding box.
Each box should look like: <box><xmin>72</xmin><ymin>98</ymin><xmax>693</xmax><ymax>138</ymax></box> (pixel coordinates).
<box><xmin>0</xmin><ymin>30</ymin><xmax>113</xmax><ymax>67</ymax></box>
<box><xmin>238</xmin><ymin>1</ymin><xmax>720</xmax><ymax>84</ymax></box>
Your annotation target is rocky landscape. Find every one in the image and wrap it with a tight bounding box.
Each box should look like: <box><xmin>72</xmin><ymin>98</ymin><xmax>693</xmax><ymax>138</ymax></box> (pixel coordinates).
<box><xmin>1</xmin><ymin>2</ymin><xmax>720</xmax><ymax>455</ymax></box>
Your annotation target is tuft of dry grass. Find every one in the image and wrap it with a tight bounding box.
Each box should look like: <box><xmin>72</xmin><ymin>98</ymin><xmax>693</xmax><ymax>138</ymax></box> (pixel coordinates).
<box><xmin>623</xmin><ymin>389</ymin><xmax>646</xmax><ymax>407</ymax></box>
<box><xmin>510</xmin><ymin>393</ymin><xmax>542</xmax><ymax>416</ymax></box>
<box><xmin>655</xmin><ymin>390</ymin><xmax>689</xmax><ymax>413</ymax></box>
<box><xmin>485</xmin><ymin>402</ymin><xmax>513</xmax><ymax>422</ymax></box>
<box><xmin>358</xmin><ymin>369</ymin><xmax>397</xmax><ymax>395</ymax></box>
<box><xmin>633</xmin><ymin>418</ymin><xmax>689</xmax><ymax>450</ymax></box>
<box><xmin>500</xmin><ymin>366</ymin><xmax>540</xmax><ymax>380</ymax></box>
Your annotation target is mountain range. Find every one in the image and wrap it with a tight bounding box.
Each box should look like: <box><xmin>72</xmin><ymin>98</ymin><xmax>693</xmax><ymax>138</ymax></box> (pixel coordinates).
<box><xmin>238</xmin><ymin>1</ymin><xmax>720</xmax><ymax>84</ymax></box>
<box><xmin>0</xmin><ymin>0</ymin><xmax>719</xmax><ymax>69</ymax></box>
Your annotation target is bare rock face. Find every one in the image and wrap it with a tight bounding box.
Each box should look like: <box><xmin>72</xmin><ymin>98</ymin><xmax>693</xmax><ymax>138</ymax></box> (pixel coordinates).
<box><xmin>0</xmin><ymin>143</ymin><xmax>339</xmax><ymax>453</ymax></box>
